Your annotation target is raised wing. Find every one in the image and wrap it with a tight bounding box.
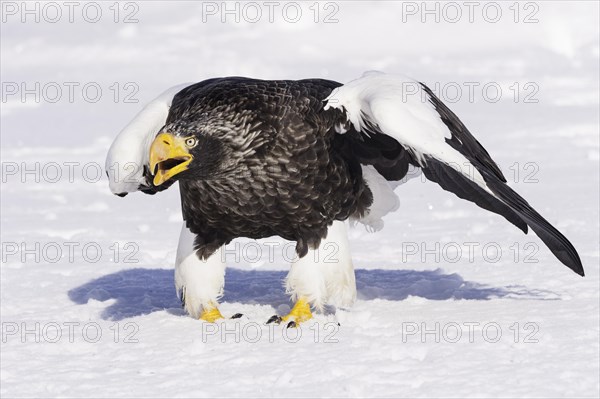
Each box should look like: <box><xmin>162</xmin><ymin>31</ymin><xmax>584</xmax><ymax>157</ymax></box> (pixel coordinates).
<box><xmin>105</xmin><ymin>83</ymin><xmax>191</xmax><ymax>196</ymax></box>
<box><xmin>325</xmin><ymin>72</ymin><xmax>583</xmax><ymax>276</ymax></box>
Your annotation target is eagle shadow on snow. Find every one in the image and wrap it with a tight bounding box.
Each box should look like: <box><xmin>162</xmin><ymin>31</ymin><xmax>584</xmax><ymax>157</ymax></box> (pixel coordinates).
<box><xmin>67</xmin><ymin>268</ymin><xmax>559</xmax><ymax>321</ymax></box>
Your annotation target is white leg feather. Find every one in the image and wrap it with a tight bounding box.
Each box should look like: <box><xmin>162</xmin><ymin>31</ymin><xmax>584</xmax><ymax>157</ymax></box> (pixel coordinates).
<box><xmin>174</xmin><ymin>223</ymin><xmax>226</xmax><ymax>319</ymax></box>
<box><xmin>285</xmin><ymin>221</ymin><xmax>355</xmax><ymax>311</ymax></box>
<box><xmin>355</xmin><ymin>165</ymin><xmax>400</xmax><ymax>232</ymax></box>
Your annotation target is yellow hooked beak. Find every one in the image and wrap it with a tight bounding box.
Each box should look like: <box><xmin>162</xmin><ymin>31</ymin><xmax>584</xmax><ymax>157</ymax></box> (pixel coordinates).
<box><xmin>149</xmin><ymin>133</ymin><xmax>193</xmax><ymax>186</ymax></box>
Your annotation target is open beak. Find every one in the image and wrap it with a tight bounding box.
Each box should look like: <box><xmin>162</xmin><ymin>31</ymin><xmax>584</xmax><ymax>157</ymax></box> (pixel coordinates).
<box><xmin>149</xmin><ymin>133</ymin><xmax>193</xmax><ymax>186</ymax></box>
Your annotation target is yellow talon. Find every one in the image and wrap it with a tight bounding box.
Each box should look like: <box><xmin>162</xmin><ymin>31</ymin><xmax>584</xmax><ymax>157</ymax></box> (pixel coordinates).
<box><xmin>282</xmin><ymin>297</ymin><xmax>313</xmax><ymax>324</ymax></box>
<box><xmin>199</xmin><ymin>303</ymin><xmax>224</xmax><ymax>322</ymax></box>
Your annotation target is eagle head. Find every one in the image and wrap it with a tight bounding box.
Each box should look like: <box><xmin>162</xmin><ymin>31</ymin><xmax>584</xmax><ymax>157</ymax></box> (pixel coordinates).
<box><xmin>148</xmin><ymin>123</ymin><xmax>228</xmax><ymax>186</ymax></box>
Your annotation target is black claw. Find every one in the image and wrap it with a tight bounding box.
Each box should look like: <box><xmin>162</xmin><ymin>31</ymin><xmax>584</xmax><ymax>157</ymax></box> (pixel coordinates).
<box><xmin>230</xmin><ymin>313</ymin><xmax>243</xmax><ymax>319</ymax></box>
<box><xmin>266</xmin><ymin>315</ymin><xmax>282</xmax><ymax>324</ymax></box>
<box><xmin>286</xmin><ymin>321</ymin><xmax>297</xmax><ymax>329</ymax></box>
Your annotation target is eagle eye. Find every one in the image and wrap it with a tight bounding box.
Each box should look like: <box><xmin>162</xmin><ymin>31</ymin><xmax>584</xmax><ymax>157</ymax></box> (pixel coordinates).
<box><xmin>185</xmin><ymin>137</ymin><xmax>197</xmax><ymax>148</ymax></box>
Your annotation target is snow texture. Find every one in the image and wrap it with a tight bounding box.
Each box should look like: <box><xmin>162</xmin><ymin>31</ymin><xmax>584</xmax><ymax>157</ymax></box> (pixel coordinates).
<box><xmin>1</xmin><ymin>2</ymin><xmax>599</xmax><ymax>398</ymax></box>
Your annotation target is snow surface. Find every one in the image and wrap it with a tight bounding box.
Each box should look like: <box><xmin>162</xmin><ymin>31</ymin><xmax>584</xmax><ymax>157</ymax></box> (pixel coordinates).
<box><xmin>1</xmin><ymin>1</ymin><xmax>599</xmax><ymax>398</ymax></box>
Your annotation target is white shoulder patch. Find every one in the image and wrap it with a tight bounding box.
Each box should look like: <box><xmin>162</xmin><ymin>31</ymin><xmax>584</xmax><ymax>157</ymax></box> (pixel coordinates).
<box><xmin>324</xmin><ymin>71</ymin><xmax>491</xmax><ymax>193</ymax></box>
<box><xmin>105</xmin><ymin>83</ymin><xmax>192</xmax><ymax>195</ymax></box>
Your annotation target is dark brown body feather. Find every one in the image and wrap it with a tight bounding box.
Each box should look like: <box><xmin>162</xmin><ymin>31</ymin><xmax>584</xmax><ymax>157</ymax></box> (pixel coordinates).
<box><xmin>167</xmin><ymin>78</ymin><xmax>373</xmax><ymax>259</ymax></box>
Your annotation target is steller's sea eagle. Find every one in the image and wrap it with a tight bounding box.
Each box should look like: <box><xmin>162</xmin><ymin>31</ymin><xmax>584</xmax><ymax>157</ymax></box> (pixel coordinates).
<box><xmin>106</xmin><ymin>72</ymin><xmax>584</xmax><ymax>326</ymax></box>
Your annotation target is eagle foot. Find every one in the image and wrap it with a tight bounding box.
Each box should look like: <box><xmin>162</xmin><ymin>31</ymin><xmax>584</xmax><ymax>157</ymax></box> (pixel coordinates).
<box><xmin>199</xmin><ymin>305</ymin><xmax>245</xmax><ymax>322</ymax></box>
<box><xmin>266</xmin><ymin>297</ymin><xmax>313</xmax><ymax>327</ymax></box>
<box><xmin>199</xmin><ymin>304</ymin><xmax>223</xmax><ymax>322</ymax></box>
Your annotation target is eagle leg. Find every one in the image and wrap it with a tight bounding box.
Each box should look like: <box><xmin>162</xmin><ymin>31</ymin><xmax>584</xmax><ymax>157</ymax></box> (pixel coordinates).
<box><xmin>175</xmin><ymin>224</ymin><xmax>228</xmax><ymax>320</ymax></box>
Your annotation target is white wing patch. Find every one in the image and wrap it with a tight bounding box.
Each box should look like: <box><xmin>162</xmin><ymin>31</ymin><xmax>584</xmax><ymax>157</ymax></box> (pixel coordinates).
<box><xmin>324</xmin><ymin>72</ymin><xmax>492</xmax><ymax>195</ymax></box>
<box><xmin>325</xmin><ymin>72</ymin><xmax>499</xmax><ymax>230</ymax></box>
<box><xmin>105</xmin><ymin>83</ymin><xmax>192</xmax><ymax>195</ymax></box>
